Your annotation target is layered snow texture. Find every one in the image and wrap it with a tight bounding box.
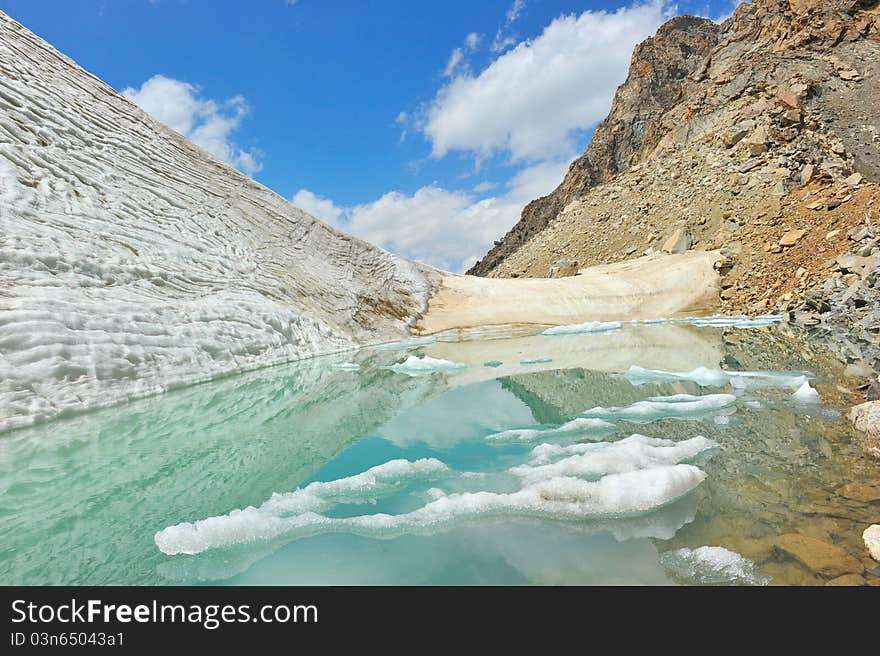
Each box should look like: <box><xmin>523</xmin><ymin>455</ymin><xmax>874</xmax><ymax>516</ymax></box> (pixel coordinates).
<box><xmin>0</xmin><ymin>13</ymin><xmax>437</xmax><ymax>431</ymax></box>
<box><xmin>155</xmin><ymin>435</ymin><xmax>712</xmax><ymax>556</ymax></box>
<box><xmin>660</xmin><ymin>546</ymin><xmax>770</xmax><ymax>585</ymax></box>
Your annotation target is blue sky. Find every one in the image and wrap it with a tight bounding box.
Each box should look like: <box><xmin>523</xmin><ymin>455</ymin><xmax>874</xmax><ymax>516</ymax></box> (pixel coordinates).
<box><xmin>0</xmin><ymin>0</ymin><xmax>737</xmax><ymax>270</ymax></box>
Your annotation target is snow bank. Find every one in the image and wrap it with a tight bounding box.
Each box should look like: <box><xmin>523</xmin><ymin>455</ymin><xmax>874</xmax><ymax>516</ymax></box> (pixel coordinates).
<box><xmin>0</xmin><ymin>13</ymin><xmax>437</xmax><ymax>432</ymax></box>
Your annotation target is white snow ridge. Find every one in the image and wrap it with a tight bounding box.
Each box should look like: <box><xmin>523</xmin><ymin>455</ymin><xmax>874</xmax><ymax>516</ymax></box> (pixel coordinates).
<box><xmin>0</xmin><ymin>13</ymin><xmax>439</xmax><ymax>431</ymax></box>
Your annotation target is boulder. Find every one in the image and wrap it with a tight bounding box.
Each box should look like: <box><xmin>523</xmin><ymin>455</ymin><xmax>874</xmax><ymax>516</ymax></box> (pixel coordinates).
<box><xmin>837</xmin><ymin>255</ymin><xmax>873</xmax><ymax>275</ymax></box>
<box><xmin>800</xmin><ymin>163</ymin><xmax>817</xmax><ymax>186</ymax></box>
<box><xmin>548</xmin><ymin>259</ymin><xmax>579</xmax><ymax>278</ymax></box>
<box><xmin>661</xmin><ymin>228</ymin><xmax>692</xmax><ymax>254</ymax></box>
<box><xmin>745</xmin><ymin>126</ymin><xmax>770</xmax><ymax>156</ymax></box>
<box><xmin>779</xmin><ymin>229</ymin><xmax>806</xmax><ymax>247</ymax></box>
<box><xmin>865</xmin><ymin>525</ymin><xmax>880</xmax><ymax>562</ymax></box>
<box><xmin>722</xmin><ymin>121</ymin><xmax>754</xmax><ymax>147</ymax></box>
<box><xmin>849</xmin><ymin>401</ymin><xmax>880</xmax><ymax>458</ymax></box>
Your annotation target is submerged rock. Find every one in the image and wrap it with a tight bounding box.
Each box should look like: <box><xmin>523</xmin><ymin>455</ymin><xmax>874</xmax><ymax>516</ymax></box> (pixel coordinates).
<box><xmin>774</xmin><ymin>534</ymin><xmax>863</xmax><ymax>577</ymax></box>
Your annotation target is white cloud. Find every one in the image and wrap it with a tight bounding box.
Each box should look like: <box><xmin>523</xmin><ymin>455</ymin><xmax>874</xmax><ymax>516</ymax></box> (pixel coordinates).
<box><xmin>291</xmin><ymin>189</ymin><xmax>344</xmax><ymax>225</ymax></box>
<box><xmin>443</xmin><ymin>32</ymin><xmax>482</xmax><ymax>78</ymax></box>
<box><xmin>292</xmin><ymin>158</ymin><xmax>568</xmax><ymax>272</ymax></box>
<box><xmin>492</xmin><ymin>0</ymin><xmax>527</xmax><ymax>53</ymax></box>
<box><xmin>424</xmin><ymin>0</ymin><xmax>668</xmax><ymax>163</ymax></box>
<box><xmin>123</xmin><ymin>75</ymin><xmax>263</xmax><ymax>176</ymax></box>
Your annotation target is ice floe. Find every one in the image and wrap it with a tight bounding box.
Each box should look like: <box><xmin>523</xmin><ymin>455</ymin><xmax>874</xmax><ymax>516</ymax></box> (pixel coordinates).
<box><xmin>541</xmin><ymin>321</ymin><xmax>622</xmax><ymax>336</ymax></box>
<box><xmin>156</xmin><ymin>460</ymin><xmax>707</xmax><ymax>556</ymax></box>
<box><xmin>512</xmin><ymin>435</ymin><xmax>716</xmax><ymax>482</ymax></box>
<box><xmin>520</xmin><ymin>357</ymin><xmax>553</xmax><ymax>365</ymax></box>
<box><xmin>660</xmin><ymin>546</ymin><xmax>770</xmax><ymax>585</ymax></box>
<box><xmin>579</xmin><ymin>393</ymin><xmax>737</xmax><ymax>423</ymax></box>
<box><xmin>386</xmin><ymin>355</ymin><xmax>465</xmax><ymax>376</ymax></box>
<box><xmin>792</xmin><ymin>381</ymin><xmax>820</xmax><ymax>403</ymax></box>
<box><xmin>484</xmin><ymin>418</ymin><xmax>616</xmax><ymax>444</ymax></box>
<box><xmin>623</xmin><ymin>365</ymin><xmax>810</xmax><ymax>390</ymax></box>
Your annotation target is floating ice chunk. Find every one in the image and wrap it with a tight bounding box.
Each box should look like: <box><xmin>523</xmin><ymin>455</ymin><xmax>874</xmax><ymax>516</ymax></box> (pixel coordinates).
<box><xmin>660</xmin><ymin>546</ymin><xmax>770</xmax><ymax>585</ymax></box>
<box><xmin>485</xmin><ymin>418</ymin><xmax>616</xmax><ymax>444</ymax></box>
<box><xmin>624</xmin><ymin>365</ymin><xmax>731</xmax><ymax>387</ymax></box>
<box><xmin>483</xmin><ymin>361</ymin><xmax>503</xmax><ymax>368</ymax></box>
<box><xmin>386</xmin><ymin>355</ymin><xmax>465</xmax><ymax>376</ymax></box>
<box><xmin>331</xmin><ymin>362</ymin><xmax>361</xmax><ymax>371</ymax></box>
<box><xmin>426</xmin><ymin>488</ymin><xmax>447</xmax><ymax>500</ymax></box>
<box><xmin>792</xmin><ymin>381</ymin><xmax>820</xmax><ymax>403</ymax></box>
<box><xmin>520</xmin><ymin>357</ymin><xmax>553</xmax><ymax>365</ymax></box>
<box><xmin>580</xmin><ymin>393</ymin><xmax>737</xmax><ymax>423</ymax></box>
<box><xmin>728</xmin><ymin>371</ymin><xmax>809</xmax><ymax>390</ymax></box>
<box><xmin>542</xmin><ymin>321</ymin><xmax>622</xmax><ymax>336</ymax></box>
<box><xmin>678</xmin><ymin>315</ymin><xmax>782</xmax><ymax>328</ymax></box>
<box><xmin>154</xmin><ymin>458</ymin><xmax>448</xmax><ymax>554</ymax></box>
<box><xmin>156</xmin><ymin>464</ymin><xmax>707</xmax><ymax>555</ymax></box>
<box><xmin>624</xmin><ymin>365</ymin><xmax>811</xmax><ymax>390</ymax></box>
<box><xmin>513</xmin><ymin>435</ymin><xmax>716</xmax><ymax>482</ymax></box>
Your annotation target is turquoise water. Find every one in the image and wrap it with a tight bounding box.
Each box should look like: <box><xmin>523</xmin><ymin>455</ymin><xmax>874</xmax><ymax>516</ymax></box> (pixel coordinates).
<box><xmin>1</xmin><ymin>323</ymin><xmax>877</xmax><ymax>585</ymax></box>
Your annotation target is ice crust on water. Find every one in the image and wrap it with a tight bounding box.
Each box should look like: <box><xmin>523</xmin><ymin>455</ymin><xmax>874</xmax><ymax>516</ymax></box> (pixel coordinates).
<box><xmin>634</xmin><ymin>315</ymin><xmax>782</xmax><ymax>328</ymax></box>
<box><xmin>541</xmin><ymin>321</ymin><xmax>622</xmax><ymax>336</ymax></box>
<box><xmin>520</xmin><ymin>357</ymin><xmax>553</xmax><ymax>365</ymax></box>
<box><xmin>156</xmin><ymin>454</ymin><xmax>708</xmax><ymax>555</ymax></box>
<box><xmin>660</xmin><ymin>546</ymin><xmax>770</xmax><ymax>585</ymax></box>
<box><xmin>579</xmin><ymin>393</ymin><xmax>737</xmax><ymax>423</ymax></box>
<box><xmin>386</xmin><ymin>355</ymin><xmax>466</xmax><ymax>376</ymax></box>
<box><xmin>792</xmin><ymin>381</ymin><xmax>820</xmax><ymax>403</ymax></box>
<box><xmin>331</xmin><ymin>362</ymin><xmax>361</xmax><ymax>371</ymax></box>
<box><xmin>624</xmin><ymin>365</ymin><xmax>810</xmax><ymax>390</ymax></box>
<box><xmin>512</xmin><ymin>435</ymin><xmax>716</xmax><ymax>483</ymax></box>
<box><xmin>485</xmin><ymin>418</ymin><xmax>616</xmax><ymax>444</ymax></box>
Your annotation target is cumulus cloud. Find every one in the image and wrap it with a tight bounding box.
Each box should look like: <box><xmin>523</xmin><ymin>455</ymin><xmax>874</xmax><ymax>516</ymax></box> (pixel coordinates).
<box><xmin>424</xmin><ymin>0</ymin><xmax>668</xmax><ymax>162</ymax></box>
<box><xmin>123</xmin><ymin>75</ymin><xmax>263</xmax><ymax>176</ymax></box>
<box><xmin>291</xmin><ymin>189</ymin><xmax>344</xmax><ymax>225</ymax></box>
<box><xmin>292</xmin><ymin>158</ymin><xmax>568</xmax><ymax>272</ymax></box>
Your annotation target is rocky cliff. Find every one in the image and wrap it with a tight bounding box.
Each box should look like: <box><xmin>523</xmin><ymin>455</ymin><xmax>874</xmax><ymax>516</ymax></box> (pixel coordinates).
<box><xmin>468</xmin><ymin>0</ymin><xmax>880</xmax><ymax>279</ymax></box>
<box><xmin>466</xmin><ymin>0</ymin><xmax>880</xmax><ymax>378</ymax></box>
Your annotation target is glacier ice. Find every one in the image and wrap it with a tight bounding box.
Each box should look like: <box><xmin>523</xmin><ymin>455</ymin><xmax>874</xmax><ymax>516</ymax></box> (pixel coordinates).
<box><xmin>386</xmin><ymin>355</ymin><xmax>466</xmax><ymax>376</ymax></box>
<box><xmin>660</xmin><ymin>546</ymin><xmax>770</xmax><ymax>585</ymax></box>
<box><xmin>541</xmin><ymin>321</ymin><xmax>622</xmax><ymax>336</ymax></box>
<box><xmin>512</xmin><ymin>435</ymin><xmax>716</xmax><ymax>483</ymax></box>
<box><xmin>579</xmin><ymin>393</ymin><xmax>737</xmax><ymax>423</ymax></box>
<box><xmin>0</xmin><ymin>13</ymin><xmax>439</xmax><ymax>432</ymax></box>
<box><xmin>484</xmin><ymin>417</ymin><xmax>616</xmax><ymax>444</ymax></box>
<box><xmin>156</xmin><ymin>458</ymin><xmax>707</xmax><ymax>556</ymax></box>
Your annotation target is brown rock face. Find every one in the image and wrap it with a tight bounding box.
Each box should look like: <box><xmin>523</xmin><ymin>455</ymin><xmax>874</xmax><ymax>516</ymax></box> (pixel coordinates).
<box><xmin>466</xmin><ymin>16</ymin><xmax>721</xmax><ymax>276</ymax></box>
<box><xmin>468</xmin><ymin>0</ymin><xmax>880</xmax><ymax>278</ymax></box>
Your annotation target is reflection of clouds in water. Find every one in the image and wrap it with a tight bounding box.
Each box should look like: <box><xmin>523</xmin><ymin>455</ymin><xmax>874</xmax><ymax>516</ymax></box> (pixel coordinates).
<box><xmin>376</xmin><ymin>380</ymin><xmax>537</xmax><ymax>448</ymax></box>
